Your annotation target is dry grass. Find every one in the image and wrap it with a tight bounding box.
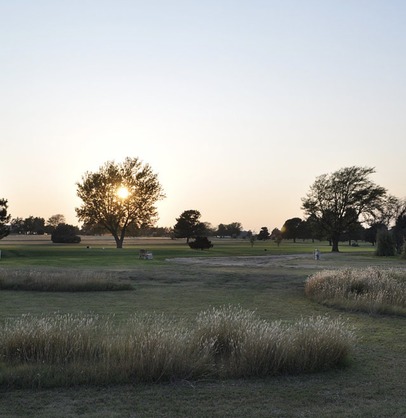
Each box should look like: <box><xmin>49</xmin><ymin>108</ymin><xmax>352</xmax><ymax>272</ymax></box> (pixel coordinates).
<box><xmin>0</xmin><ymin>306</ymin><xmax>355</xmax><ymax>387</ymax></box>
<box><xmin>305</xmin><ymin>267</ymin><xmax>406</xmax><ymax>315</ymax></box>
<box><xmin>0</xmin><ymin>269</ymin><xmax>132</xmax><ymax>291</ymax></box>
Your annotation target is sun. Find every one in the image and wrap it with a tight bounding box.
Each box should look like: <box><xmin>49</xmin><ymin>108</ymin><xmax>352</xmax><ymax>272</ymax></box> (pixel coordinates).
<box><xmin>117</xmin><ymin>186</ymin><xmax>129</xmax><ymax>199</ymax></box>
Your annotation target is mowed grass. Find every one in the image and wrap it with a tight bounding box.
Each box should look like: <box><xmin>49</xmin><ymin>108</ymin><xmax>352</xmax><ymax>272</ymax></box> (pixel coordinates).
<box><xmin>0</xmin><ymin>236</ymin><xmax>405</xmax><ymax>417</ymax></box>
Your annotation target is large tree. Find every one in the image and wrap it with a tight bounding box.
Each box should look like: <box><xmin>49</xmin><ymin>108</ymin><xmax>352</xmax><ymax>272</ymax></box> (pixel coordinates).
<box><xmin>281</xmin><ymin>217</ymin><xmax>304</xmax><ymax>243</ymax></box>
<box><xmin>76</xmin><ymin>157</ymin><xmax>164</xmax><ymax>248</ymax></box>
<box><xmin>173</xmin><ymin>210</ymin><xmax>207</xmax><ymax>242</ymax></box>
<box><xmin>302</xmin><ymin>166</ymin><xmax>386</xmax><ymax>252</ymax></box>
<box><xmin>23</xmin><ymin>216</ymin><xmax>45</xmax><ymax>235</ymax></box>
<box><xmin>0</xmin><ymin>198</ymin><xmax>11</xmax><ymax>239</ymax></box>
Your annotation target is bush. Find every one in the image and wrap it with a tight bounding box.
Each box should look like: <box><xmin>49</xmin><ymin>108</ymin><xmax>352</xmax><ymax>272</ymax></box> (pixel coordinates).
<box><xmin>51</xmin><ymin>224</ymin><xmax>81</xmax><ymax>244</ymax></box>
<box><xmin>188</xmin><ymin>236</ymin><xmax>213</xmax><ymax>250</ymax></box>
<box><xmin>401</xmin><ymin>244</ymin><xmax>406</xmax><ymax>259</ymax></box>
<box><xmin>375</xmin><ymin>229</ymin><xmax>395</xmax><ymax>256</ymax></box>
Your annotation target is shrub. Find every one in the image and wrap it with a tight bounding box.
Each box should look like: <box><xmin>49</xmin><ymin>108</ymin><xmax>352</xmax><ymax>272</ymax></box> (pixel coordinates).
<box><xmin>305</xmin><ymin>268</ymin><xmax>406</xmax><ymax>315</ymax></box>
<box><xmin>375</xmin><ymin>229</ymin><xmax>395</xmax><ymax>256</ymax></box>
<box><xmin>401</xmin><ymin>244</ymin><xmax>406</xmax><ymax>259</ymax></box>
<box><xmin>51</xmin><ymin>224</ymin><xmax>81</xmax><ymax>244</ymax></box>
<box><xmin>188</xmin><ymin>236</ymin><xmax>213</xmax><ymax>250</ymax></box>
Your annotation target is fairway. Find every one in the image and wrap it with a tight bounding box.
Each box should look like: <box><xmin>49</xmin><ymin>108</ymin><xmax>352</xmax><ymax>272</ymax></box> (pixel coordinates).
<box><xmin>0</xmin><ymin>236</ymin><xmax>405</xmax><ymax>417</ymax></box>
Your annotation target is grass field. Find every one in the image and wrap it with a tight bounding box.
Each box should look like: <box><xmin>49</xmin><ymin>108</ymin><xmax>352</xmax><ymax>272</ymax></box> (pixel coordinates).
<box><xmin>0</xmin><ymin>235</ymin><xmax>405</xmax><ymax>417</ymax></box>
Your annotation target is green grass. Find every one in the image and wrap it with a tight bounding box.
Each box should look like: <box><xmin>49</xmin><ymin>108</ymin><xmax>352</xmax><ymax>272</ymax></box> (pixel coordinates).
<box><xmin>0</xmin><ymin>236</ymin><xmax>405</xmax><ymax>417</ymax></box>
<box><xmin>0</xmin><ymin>235</ymin><xmax>376</xmax><ymax>268</ymax></box>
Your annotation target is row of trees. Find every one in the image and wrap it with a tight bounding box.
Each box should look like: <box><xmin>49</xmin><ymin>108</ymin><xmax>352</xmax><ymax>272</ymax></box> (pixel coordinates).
<box><xmin>1</xmin><ymin>159</ymin><xmax>405</xmax><ymax>253</ymax></box>
<box><xmin>172</xmin><ymin>210</ymin><xmax>244</xmax><ymax>242</ymax></box>
<box><xmin>8</xmin><ymin>214</ymin><xmax>67</xmax><ymax>235</ymax></box>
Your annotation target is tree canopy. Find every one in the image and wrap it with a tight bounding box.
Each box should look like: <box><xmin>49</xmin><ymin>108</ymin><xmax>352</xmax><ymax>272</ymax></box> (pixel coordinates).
<box><xmin>173</xmin><ymin>210</ymin><xmax>207</xmax><ymax>242</ymax></box>
<box><xmin>302</xmin><ymin>166</ymin><xmax>387</xmax><ymax>252</ymax></box>
<box><xmin>0</xmin><ymin>198</ymin><xmax>11</xmax><ymax>240</ymax></box>
<box><xmin>281</xmin><ymin>217</ymin><xmax>304</xmax><ymax>243</ymax></box>
<box><xmin>257</xmin><ymin>226</ymin><xmax>270</xmax><ymax>240</ymax></box>
<box><xmin>216</xmin><ymin>222</ymin><xmax>243</xmax><ymax>238</ymax></box>
<box><xmin>76</xmin><ymin>157</ymin><xmax>164</xmax><ymax>248</ymax></box>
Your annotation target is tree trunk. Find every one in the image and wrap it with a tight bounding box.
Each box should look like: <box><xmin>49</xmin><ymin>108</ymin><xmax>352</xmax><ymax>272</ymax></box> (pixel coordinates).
<box><xmin>331</xmin><ymin>238</ymin><xmax>340</xmax><ymax>252</ymax></box>
<box><xmin>112</xmin><ymin>231</ymin><xmax>124</xmax><ymax>248</ymax></box>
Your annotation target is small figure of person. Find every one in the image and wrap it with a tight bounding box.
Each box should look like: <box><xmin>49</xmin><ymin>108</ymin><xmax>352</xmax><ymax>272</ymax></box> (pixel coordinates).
<box><xmin>314</xmin><ymin>249</ymin><xmax>320</xmax><ymax>260</ymax></box>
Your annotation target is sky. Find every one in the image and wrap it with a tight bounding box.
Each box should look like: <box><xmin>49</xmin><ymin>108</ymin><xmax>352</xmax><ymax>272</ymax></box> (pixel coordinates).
<box><xmin>1</xmin><ymin>0</ymin><xmax>405</xmax><ymax>232</ymax></box>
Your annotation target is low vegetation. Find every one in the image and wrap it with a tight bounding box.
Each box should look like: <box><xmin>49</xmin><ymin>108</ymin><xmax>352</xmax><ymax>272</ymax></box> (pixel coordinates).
<box><xmin>0</xmin><ymin>269</ymin><xmax>132</xmax><ymax>292</ymax></box>
<box><xmin>0</xmin><ymin>239</ymin><xmax>405</xmax><ymax>416</ymax></box>
<box><xmin>305</xmin><ymin>267</ymin><xmax>406</xmax><ymax>315</ymax></box>
<box><xmin>0</xmin><ymin>306</ymin><xmax>355</xmax><ymax>388</ymax></box>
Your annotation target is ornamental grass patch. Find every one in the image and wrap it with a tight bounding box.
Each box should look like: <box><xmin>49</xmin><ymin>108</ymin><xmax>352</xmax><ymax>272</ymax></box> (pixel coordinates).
<box><xmin>0</xmin><ymin>269</ymin><xmax>132</xmax><ymax>292</ymax></box>
<box><xmin>0</xmin><ymin>306</ymin><xmax>355</xmax><ymax>388</ymax></box>
<box><xmin>305</xmin><ymin>267</ymin><xmax>406</xmax><ymax>315</ymax></box>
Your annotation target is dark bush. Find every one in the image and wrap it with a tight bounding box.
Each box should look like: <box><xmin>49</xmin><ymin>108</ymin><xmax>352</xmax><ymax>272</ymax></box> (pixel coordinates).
<box><xmin>51</xmin><ymin>224</ymin><xmax>81</xmax><ymax>244</ymax></box>
<box><xmin>375</xmin><ymin>229</ymin><xmax>395</xmax><ymax>256</ymax></box>
<box><xmin>188</xmin><ymin>236</ymin><xmax>213</xmax><ymax>250</ymax></box>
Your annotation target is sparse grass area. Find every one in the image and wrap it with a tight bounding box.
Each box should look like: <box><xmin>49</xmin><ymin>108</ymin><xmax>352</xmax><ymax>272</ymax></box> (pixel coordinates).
<box><xmin>305</xmin><ymin>267</ymin><xmax>406</xmax><ymax>315</ymax></box>
<box><xmin>0</xmin><ymin>237</ymin><xmax>405</xmax><ymax>417</ymax></box>
<box><xmin>0</xmin><ymin>269</ymin><xmax>132</xmax><ymax>292</ymax></box>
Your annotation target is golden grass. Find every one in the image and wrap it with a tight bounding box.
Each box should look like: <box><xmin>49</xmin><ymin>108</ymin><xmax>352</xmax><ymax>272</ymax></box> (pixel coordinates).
<box><xmin>0</xmin><ymin>307</ymin><xmax>355</xmax><ymax>387</ymax></box>
<box><xmin>0</xmin><ymin>269</ymin><xmax>132</xmax><ymax>291</ymax></box>
<box><xmin>305</xmin><ymin>267</ymin><xmax>406</xmax><ymax>315</ymax></box>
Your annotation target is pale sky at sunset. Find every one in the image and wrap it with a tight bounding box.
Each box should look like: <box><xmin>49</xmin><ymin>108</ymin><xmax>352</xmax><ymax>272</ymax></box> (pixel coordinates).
<box><xmin>1</xmin><ymin>1</ymin><xmax>405</xmax><ymax>232</ymax></box>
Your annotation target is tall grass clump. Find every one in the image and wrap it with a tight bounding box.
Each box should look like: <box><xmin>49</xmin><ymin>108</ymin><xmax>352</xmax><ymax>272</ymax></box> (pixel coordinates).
<box><xmin>305</xmin><ymin>267</ymin><xmax>406</xmax><ymax>315</ymax></box>
<box><xmin>0</xmin><ymin>269</ymin><xmax>132</xmax><ymax>291</ymax></box>
<box><xmin>0</xmin><ymin>307</ymin><xmax>355</xmax><ymax>388</ymax></box>
<box><xmin>192</xmin><ymin>306</ymin><xmax>354</xmax><ymax>378</ymax></box>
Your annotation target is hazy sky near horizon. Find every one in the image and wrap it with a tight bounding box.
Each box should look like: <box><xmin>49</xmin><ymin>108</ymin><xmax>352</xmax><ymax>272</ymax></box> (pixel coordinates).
<box><xmin>1</xmin><ymin>1</ymin><xmax>405</xmax><ymax>232</ymax></box>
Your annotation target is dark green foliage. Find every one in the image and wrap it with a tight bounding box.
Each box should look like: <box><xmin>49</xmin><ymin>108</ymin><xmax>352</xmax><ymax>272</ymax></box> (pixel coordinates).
<box><xmin>401</xmin><ymin>243</ymin><xmax>406</xmax><ymax>259</ymax></box>
<box><xmin>364</xmin><ymin>223</ymin><xmax>386</xmax><ymax>246</ymax></box>
<box><xmin>375</xmin><ymin>229</ymin><xmax>396</xmax><ymax>256</ymax></box>
<box><xmin>302</xmin><ymin>166</ymin><xmax>387</xmax><ymax>252</ymax></box>
<box><xmin>51</xmin><ymin>224</ymin><xmax>81</xmax><ymax>244</ymax></box>
<box><xmin>281</xmin><ymin>218</ymin><xmax>304</xmax><ymax>243</ymax></box>
<box><xmin>188</xmin><ymin>236</ymin><xmax>213</xmax><ymax>250</ymax></box>
<box><xmin>393</xmin><ymin>214</ymin><xmax>406</xmax><ymax>254</ymax></box>
<box><xmin>174</xmin><ymin>210</ymin><xmax>207</xmax><ymax>242</ymax></box>
<box><xmin>257</xmin><ymin>227</ymin><xmax>270</xmax><ymax>240</ymax></box>
<box><xmin>0</xmin><ymin>198</ymin><xmax>11</xmax><ymax>239</ymax></box>
<box><xmin>216</xmin><ymin>222</ymin><xmax>243</xmax><ymax>238</ymax></box>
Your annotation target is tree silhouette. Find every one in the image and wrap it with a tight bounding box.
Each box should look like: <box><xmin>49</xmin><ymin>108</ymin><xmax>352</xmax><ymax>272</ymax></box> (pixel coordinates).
<box><xmin>302</xmin><ymin>166</ymin><xmax>386</xmax><ymax>252</ymax></box>
<box><xmin>0</xmin><ymin>199</ymin><xmax>10</xmax><ymax>240</ymax></box>
<box><xmin>76</xmin><ymin>157</ymin><xmax>164</xmax><ymax>248</ymax></box>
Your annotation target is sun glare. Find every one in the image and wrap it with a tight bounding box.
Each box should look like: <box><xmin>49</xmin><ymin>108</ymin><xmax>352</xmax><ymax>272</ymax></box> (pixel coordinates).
<box><xmin>117</xmin><ymin>186</ymin><xmax>129</xmax><ymax>199</ymax></box>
